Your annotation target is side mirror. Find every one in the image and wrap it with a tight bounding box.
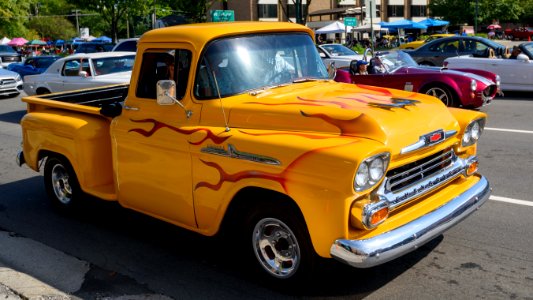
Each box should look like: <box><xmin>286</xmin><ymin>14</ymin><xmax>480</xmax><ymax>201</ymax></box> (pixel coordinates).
<box><xmin>156</xmin><ymin>80</ymin><xmax>177</xmax><ymax>105</ymax></box>
<box><xmin>156</xmin><ymin>80</ymin><xmax>193</xmax><ymax>118</ymax></box>
<box><xmin>517</xmin><ymin>53</ymin><xmax>530</xmax><ymax>62</ymax></box>
<box><xmin>319</xmin><ymin>53</ymin><xmax>326</xmax><ymax>58</ymax></box>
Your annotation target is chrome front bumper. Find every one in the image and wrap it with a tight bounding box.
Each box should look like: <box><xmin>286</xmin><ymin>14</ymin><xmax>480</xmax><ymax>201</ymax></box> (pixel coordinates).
<box><xmin>330</xmin><ymin>175</ymin><xmax>490</xmax><ymax>268</ymax></box>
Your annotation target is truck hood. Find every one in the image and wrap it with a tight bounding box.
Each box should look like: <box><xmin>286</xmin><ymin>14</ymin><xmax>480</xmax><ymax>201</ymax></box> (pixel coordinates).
<box><xmin>227</xmin><ymin>81</ymin><xmax>460</xmax><ymax>151</ymax></box>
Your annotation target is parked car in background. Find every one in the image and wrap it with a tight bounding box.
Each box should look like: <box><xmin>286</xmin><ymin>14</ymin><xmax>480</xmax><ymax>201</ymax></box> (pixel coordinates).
<box><xmin>444</xmin><ymin>42</ymin><xmax>533</xmax><ymax>92</ymax></box>
<box><xmin>335</xmin><ymin>50</ymin><xmax>499</xmax><ymax>108</ymax></box>
<box><xmin>504</xmin><ymin>27</ymin><xmax>533</xmax><ymax>41</ymax></box>
<box><xmin>0</xmin><ymin>68</ymin><xmax>23</xmax><ymax>98</ymax></box>
<box><xmin>0</xmin><ymin>45</ymin><xmax>23</xmax><ymax>68</ymax></box>
<box><xmin>317</xmin><ymin>44</ymin><xmax>363</xmax><ymax>68</ymax></box>
<box><xmin>23</xmin><ymin>52</ymin><xmax>135</xmax><ymax>95</ymax></box>
<box><xmin>74</xmin><ymin>42</ymin><xmax>115</xmax><ymax>53</ymax></box>
<box><xmin>398</xmin><ymin>33</ymin><xmax>455</xmax><ymax>49</ymax></box>
<box><xmin>405</xmin><ymin>36</ymin><xmax>508</xmax><ymax>66</ymax></box>
<box><xmin>7</xmin><ymin>56</ymin><xmax>60</xmax><ymax>79</ymax></box>
<box><xmin>112</xmin><ymin>38</ymin><xmax>139</xmax><ymax>52</ymax></box>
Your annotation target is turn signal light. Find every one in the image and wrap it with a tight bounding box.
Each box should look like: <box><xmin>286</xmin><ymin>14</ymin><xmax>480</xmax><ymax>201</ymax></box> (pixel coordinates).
<box><xmin>466</xmin><ymin>159</ymin><xmax>479</xmax><ymax>176</ymax></box>
<box><xmin>370</xmin><ymin>206</ymin><xmax>389</xmax><ymax>227</ymax></box>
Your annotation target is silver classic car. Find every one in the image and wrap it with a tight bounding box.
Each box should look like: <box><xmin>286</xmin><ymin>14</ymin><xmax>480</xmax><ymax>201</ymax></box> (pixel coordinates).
<box><xmin>0</xmin><ymin>68</ymin><xmax>23</xmax><ymax>98</ymax></box>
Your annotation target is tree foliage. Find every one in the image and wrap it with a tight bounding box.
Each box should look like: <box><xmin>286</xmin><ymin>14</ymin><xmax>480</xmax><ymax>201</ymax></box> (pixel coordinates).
<box><xmin>429</xmin><ymin>0</ymin><xmax>528</xmax><ymax>26</ymax></box>
<box><xmin>27</xmin><ymin>16</ymin><xmax>77</xmax><ymax>40</ymax></box>
<box><xmin>0</xmin><ymin>0</ymin><xmax>32</xmax><ymax>37</ymax></box>
<box><xmin>74</xmin><ymin>0</ymin><xmax>150</xmax><ymax>42</ymax></box>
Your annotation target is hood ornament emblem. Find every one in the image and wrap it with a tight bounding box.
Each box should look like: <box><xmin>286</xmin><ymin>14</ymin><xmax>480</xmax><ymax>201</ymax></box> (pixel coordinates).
<box><xmin>401</xmin><ymin>129</ymin><xmax>457</xmax><ymax>154</ymax></box>
<box><xmin>368</xmin><ymin>98</ymin><xmax>420</xmax><ymax>109</ymax></box>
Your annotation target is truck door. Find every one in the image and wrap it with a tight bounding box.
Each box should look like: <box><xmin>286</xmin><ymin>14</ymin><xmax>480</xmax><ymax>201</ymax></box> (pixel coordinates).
<box><xmin>111</xmin><ymin>46</ymin><xmax>199</xmax><ymax>228</ymax></box>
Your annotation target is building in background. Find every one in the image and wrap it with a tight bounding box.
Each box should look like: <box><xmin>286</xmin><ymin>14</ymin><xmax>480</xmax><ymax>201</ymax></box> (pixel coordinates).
<box><xmin>208</xmin><ymin>0</ymin><xmax>428</xmax><ymax>25</ymax></box>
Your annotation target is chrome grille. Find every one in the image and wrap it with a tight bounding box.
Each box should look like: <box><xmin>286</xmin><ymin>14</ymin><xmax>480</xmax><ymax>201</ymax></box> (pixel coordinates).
<box><xmin>386</xmin><ymin>149</ymin><xmax>454</xmax><ymax>193</ymax></box>
<box><xmin>1</xmin><ymin>56</ymin><xmax>21</xmax><ymax>62</ymax></box>
<box><xmin>0</xmin><ymin>79</ymin><xmax>16</xmax><ymax>86</ymax></box>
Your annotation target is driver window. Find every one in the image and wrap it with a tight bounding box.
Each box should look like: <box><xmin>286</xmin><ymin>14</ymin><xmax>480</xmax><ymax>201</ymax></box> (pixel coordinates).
<box><xmin>136</xmin><ymin>49</ymin><xmax>192</xmax><ymax>100</ymax></box>
<box><xmin>62</xmin><ymin>60</ymin><xmax>80</xmax><ymax>76</ymax></box>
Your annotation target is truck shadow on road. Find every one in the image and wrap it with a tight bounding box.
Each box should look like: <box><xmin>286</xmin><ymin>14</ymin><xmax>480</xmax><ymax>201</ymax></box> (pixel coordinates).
<box><xmin>0</xmin><ymin>176</ymin><xmax>442</xmax><ymax>299</ymax></box>
<box><xmin>0</xmin><ymin>109</ymin><xmax>25</xmax><ymax>124</ymax></box>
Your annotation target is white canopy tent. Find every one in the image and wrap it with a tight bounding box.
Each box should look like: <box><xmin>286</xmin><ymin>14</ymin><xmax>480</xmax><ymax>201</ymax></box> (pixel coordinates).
<box><xmin>352</xmin><ymin>24</ymin><xmax>384</xmax><ymax>32</ymax></box>
<box><xmin>316</xmin><ymin>21</ymin><xmax>353</xmax><ymax>34</ymax></box>
<box><xmin>0</xmin><ymin>37</ymin><xmax>11</xmax><ymax>45</ymax></box>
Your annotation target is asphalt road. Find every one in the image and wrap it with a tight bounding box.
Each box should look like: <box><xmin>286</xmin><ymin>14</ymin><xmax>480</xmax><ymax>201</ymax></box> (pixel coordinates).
<box><xmin>0</xmin><ymin>92</ymin><xmax>532</xmax><ymax>299</ymax></box>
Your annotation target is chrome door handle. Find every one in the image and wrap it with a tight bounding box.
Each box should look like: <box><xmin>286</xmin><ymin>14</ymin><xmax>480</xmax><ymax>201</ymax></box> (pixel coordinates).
<box><xmin>123</xmin><ymin>105</ymin><xmax>139</xmax><ymax>111</ymax></box>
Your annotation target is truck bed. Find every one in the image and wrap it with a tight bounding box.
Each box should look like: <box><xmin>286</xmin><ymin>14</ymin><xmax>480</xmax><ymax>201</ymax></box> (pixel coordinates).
<box><xmin>23</xmin><ymin>84</ymin><xmax>128</xmax><ymax>116</ymax></box>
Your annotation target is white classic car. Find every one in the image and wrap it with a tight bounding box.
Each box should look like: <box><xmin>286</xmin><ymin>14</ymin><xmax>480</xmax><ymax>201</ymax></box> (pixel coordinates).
<box><xmin>444</xmin><ymin>42</ymin><xmax>533</xmax><ymax>92</ymax></box>
<box><xmin>317</xmin><ymin>44</ymin><xmax>363</xmax><ymax>68</ymax></box>
<box><xmin>23</xmin><ymin>52</ymin><xmax>135</xmax><ymax>95</ymax></box>
<box><xmin>0</xmin><ymin>68</ymin><xmax>23</xmax><ymax>98</ymax></box>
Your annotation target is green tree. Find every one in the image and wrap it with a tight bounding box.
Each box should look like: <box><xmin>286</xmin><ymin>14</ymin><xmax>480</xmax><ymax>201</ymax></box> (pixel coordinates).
<box><xmin>27</xmin><ymin>16</ymin><xmax>77</xmax><ymax>40</ymax></box>
<box><xmin>429</xmin><ymin>0</ymin><xmax>527</xmax><ymax>26</ymax></box>
<box><xmin>74</xmin><ymin>0</ymin><xmax>151</xmax><ymax>42</ymax></box>
<box><xmin>0</xmin><ymin>0</ymin><xmax>32</xmax><ymax>37</ymax></box>
<box><xmin>172</xmin><ymin>0</ymin><xmax>219</xmax><ymax>22</ymax></box>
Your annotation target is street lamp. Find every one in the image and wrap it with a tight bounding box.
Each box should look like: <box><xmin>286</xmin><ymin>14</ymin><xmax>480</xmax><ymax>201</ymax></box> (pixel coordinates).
<box><xmin>474</xmin><ymin>0</ymin><xmax>478</xmax><ymax>34</ymax></box>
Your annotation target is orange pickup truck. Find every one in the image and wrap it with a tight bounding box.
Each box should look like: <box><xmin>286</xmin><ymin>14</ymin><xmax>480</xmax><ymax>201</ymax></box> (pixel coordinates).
<box><xmin>17</xmin><ymin>22</ymin><xmax>490</xmax><ymax>281</ymax></box>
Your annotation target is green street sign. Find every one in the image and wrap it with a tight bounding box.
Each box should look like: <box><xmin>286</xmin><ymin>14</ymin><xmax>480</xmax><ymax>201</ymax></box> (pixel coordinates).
<box><xmin>344</xmin><ymin>17</ymin><xmax>357</xmax><ymax>27</ymax></box>
<box><xmin>211</xmin><ymin>10</ymin><xmax>235</xmax><ymax>22</ymax></box>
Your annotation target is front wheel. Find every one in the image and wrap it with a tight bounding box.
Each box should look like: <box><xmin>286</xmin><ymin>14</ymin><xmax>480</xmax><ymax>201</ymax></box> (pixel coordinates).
<box><xmin>422</xmin><ymin>85</ymin><xmax>457</xmax><ymax>107</ymax></box>
<box><xmin>44</xmin><ymin>156</ymin><xmax>82</xmax><ymax>211</ymax></box>
<box><xmin>245</xmin><ymin>202</ymin><xmax>316</xmax><ymax>281</ymax></box>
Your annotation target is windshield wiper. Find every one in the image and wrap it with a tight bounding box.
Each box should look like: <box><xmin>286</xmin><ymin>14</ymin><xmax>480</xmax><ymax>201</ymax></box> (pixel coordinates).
<box><xmin>248</xmin><ymin>82</ymin><xmax>292</xmax><ymax>96</ymax></box>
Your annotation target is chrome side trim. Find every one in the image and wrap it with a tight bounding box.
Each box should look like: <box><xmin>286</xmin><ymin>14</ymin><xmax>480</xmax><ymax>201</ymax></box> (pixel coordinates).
<box><xmin>401</xmin><ymin>129</ymin><xmax>457</xmax><ymax>154</ymax></box>
<box><xmin>201</xmin><ymin>144</ymin><xmax>281</xmax><ymax>165</ymax></box>
<box><xmin>331</xmin><ymin>175</ymin><xmax>490</xmax><ymax>268</ymax></box>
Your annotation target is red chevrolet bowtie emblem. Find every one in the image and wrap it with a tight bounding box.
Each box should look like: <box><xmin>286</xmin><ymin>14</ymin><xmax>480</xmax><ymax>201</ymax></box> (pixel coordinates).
<box><xmin>429</xmin><ymin>132</ymin><xmax>442</xmax><ymax>143</ymax></box>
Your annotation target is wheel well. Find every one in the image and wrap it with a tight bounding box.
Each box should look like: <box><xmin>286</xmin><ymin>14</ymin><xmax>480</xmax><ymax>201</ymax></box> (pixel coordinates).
<box><xmin>420</xmin><ymin>82</ymin><xmax>459</xmax><ymax>102</ymax></box>
<box><xmin>38</xmin><ymin>151</ymin><xmax>70</xmax><ymax>171</ymax></box>
<box><xmin>36</xmin><ymin>87</ymin><xmax>51</xmax><ymax>95</ymax></box>
<box><xmin>219</xmin><ymin>187</ymin><xmax>305</xmax><ymax>235</ymax></box>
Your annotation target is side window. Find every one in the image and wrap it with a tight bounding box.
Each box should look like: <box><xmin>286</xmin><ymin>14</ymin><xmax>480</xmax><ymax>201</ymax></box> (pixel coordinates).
<box><xmin>136</xmin><ymin>49</ymin><xmax>192</xmax><ymax>100</ymax></box>
<box><xmin>62</xmin><ymin>60</ymin><xmax>80</xmax><ymax>76</ymax></box>
<box><xmin>428</xmin><ymin>41</ymin><xmax>445</xmax><ymax>52</ymax></box>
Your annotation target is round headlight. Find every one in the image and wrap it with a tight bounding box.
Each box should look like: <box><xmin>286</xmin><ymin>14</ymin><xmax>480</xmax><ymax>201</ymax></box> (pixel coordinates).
<box><xmin>355</xmin><ymin>162</ymin><xmax>369</xmax><ymax>187</ymax></box>
<box><xmin>471</xmin><ymin>122</ymin><xmax>480</xmax><ymax>140</ymax></box>
<box><xmin>470</xmin><ymin>79</ymin><xmax>477</xmax><ymax>91</ymax></box>
<box><xmin>369</xmin><ymin>158</ymin><xmax>384</xmax><ymax>181</ymax></box>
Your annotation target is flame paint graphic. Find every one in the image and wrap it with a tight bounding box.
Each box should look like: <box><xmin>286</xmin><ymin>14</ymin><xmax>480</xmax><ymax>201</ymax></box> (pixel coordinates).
<box><xmin>299</xmin><ymin>111</ymin><xmax>363</xmax><ymax>135</ymax></box>
<box><xmin>129</xmin><ymin>119</ymin><xmax>230</xmax><ymax>145</ymax></box>
<box><xmin>238</xmin><ymin>130</ymin><xmax>348</xmax><ymax>140</ymax></box>
<box><xmin>196</xmin><ymin>141</ymin><xmax>358</xmax><ymax>192</ymax></box>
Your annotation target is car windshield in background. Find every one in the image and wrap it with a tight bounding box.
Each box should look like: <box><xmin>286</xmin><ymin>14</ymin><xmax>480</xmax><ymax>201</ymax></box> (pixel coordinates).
<box><xmin>195</xmin><ymin>33</ymin><xmax>329</xmax><ymax>98</ymax></box>
<box><xmin>377</xmin><ymin>51</ymin><xmax>418</xmax><ymax>73</ymax></box>
<box><xmin>0</xmin><ymin>45</ymin><xmax>16</xmax><ymax>53</ymax></box>
<box><xmin>35</xmin><ymin>57</ymin><xmax>60</xmax><ymax>68</ymax></box>
<box><xmin>93</xmin><ymin>55</ymin><xmax>135</xmax><ymax>76</ymax></box>
<box><xmin>323</xmin><ymin>44</ymin><xmax>358</xmax><ymax>56</ymax></box>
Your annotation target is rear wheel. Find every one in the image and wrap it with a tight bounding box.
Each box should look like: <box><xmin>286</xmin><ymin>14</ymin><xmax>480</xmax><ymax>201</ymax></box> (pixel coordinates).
<box><xmin>422</xmin><ymin>85</ymin><xmax>457</xmax><ymax>107</ymax></box>
<box><xmin>44</xmin><ymin>156</ymin><xmax>82</xmax><ymax>211</ymax></box>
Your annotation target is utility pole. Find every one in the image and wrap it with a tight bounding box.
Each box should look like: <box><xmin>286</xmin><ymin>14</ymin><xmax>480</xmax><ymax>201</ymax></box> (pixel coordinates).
<box><xmin>474</xmin><ymin>0</ymin><xmax>478</xmax><ymax>34</ymax></box>
<box><xmin>152</xmin><ymin>0</ymin><xmax>157</xmax><ymax>29</ymax></box>
<box><xmin>296</xmin><ymin>0</ymin><xmax>302</xmax><ymax>24</ymax></box>
<box><xmin>73</xmin><ymin>9</ymin><xmax>80</xmax><ymax>37</ymax></box>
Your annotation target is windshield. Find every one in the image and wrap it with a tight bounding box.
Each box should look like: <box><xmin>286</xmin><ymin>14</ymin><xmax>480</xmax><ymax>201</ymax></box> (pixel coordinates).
<box><xmin>0</xmin><ymin>45</ymin><xmax>16</xmax><ymax>53</ymax></box>
<box><xmin>322</xmin><ymin>44</ymin><xmax>358</xmax><ymax>56</ymax></box>
<box><xmin>93</xmin><ymin>55</ymin><xmax>135</xmax><ymax>76</ymax></box>
<box><xmin>194</xmin><ymin>33</ymin><xmax>329</xmax><ymax>99</ymax></box>
<box><xmin>374</xmin><ymin>50</ymin><xmax>418</xmax><ymax>73</ymax></box>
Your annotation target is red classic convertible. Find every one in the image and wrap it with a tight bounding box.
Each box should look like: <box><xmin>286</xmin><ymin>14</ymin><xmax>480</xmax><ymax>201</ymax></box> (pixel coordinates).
<box><xmin>334</xmin><ymin>50</ymin><xmax>500</xmax><ymax>108</ymax></box>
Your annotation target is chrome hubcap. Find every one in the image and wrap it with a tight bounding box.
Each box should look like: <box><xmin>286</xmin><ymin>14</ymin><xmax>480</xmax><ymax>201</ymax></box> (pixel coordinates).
<box><xmin>253</xmin><ymin>218</ymin><xmax>300</xmax><ymax>278</ymax></box>
<box><xmin>51</xmin><ymin>164</ymin><xmax>72</xmax><ymax>205</ymax></box>
<box><xmin>426</xmin><ymin>87</ymin><xmax>450</xmax><ymax>106</ymax></box>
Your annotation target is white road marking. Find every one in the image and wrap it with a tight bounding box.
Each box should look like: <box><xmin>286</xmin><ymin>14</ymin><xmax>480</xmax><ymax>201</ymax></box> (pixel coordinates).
<box><xmin>485</xmin><ymin>127</ymin><xmax>533</xmax><ymax>134</ymax></box>
<box><xmin>490</xmin><ymin>195</ymin><xmax>533</xmax><ymax>207</ymax></box>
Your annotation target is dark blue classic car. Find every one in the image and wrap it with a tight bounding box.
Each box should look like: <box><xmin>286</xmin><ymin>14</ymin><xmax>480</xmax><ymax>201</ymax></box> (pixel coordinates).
<box><xmin>7</xmin><ymin>56</ymin><xmax>60</xmax><ymax>79</ymax></box>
